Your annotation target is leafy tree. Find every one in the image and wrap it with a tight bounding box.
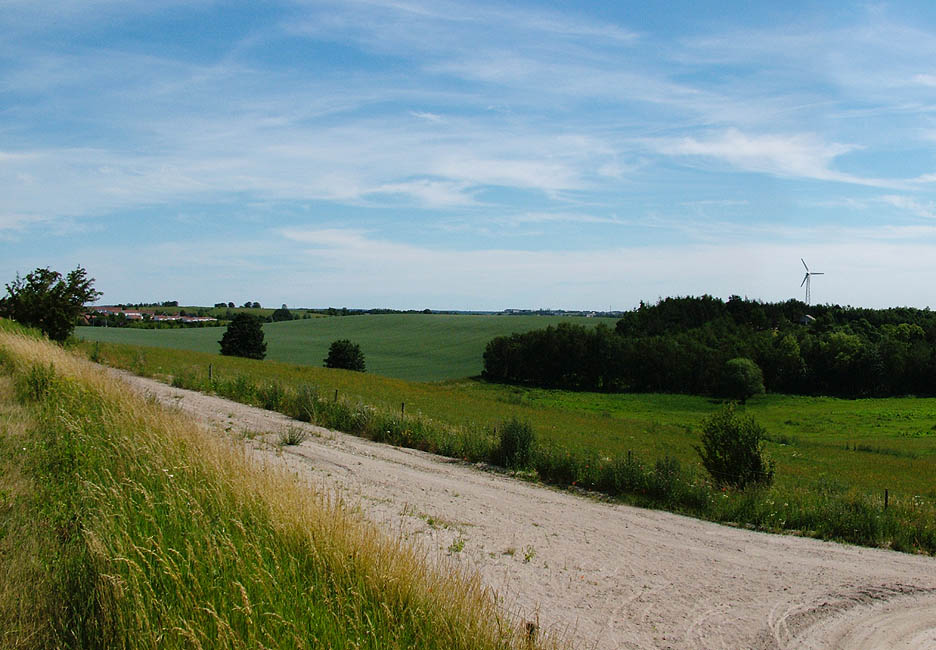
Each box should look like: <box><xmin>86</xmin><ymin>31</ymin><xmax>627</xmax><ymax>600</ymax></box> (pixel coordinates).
<box><xmin>696</xmin><ymin>405</ymin><xmax>774</xmax><ymax>489</ymax></box>
<box><xmin>219</xmin><ymin>313</ymin><xmax>267</xmax><ymax>359</ymax></box>
<box><xmin>271</xmin><ymin>306</ymin><xmax>293</xmax><ymax>322</ymax></box>
<box><xmin>324</xmin><ymin>339</ymin><xmax>366</xmax><ymax>372</ymax></box>
<box><xmin>722</xmin><ymin>357</ymin><xmax>765</xmax><ymax>403</ymax></box>
<box><xmin>0</xmin><ymin>266</ymin><xmax>101</xmax><ymax>341</ymax></box>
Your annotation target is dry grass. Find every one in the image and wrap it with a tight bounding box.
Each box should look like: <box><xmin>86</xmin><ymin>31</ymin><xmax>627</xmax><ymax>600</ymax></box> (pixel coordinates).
<box><xmin>0</xmin><ymin>329</ymin><xmax>558</xmax><ymax>649</ymax></box>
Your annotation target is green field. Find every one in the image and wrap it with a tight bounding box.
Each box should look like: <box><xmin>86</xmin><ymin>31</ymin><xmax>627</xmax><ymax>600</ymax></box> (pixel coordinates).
<box><xmin>77</xmin><ymin>314</ymin><xmax>617</xmax><ymax>381</ymax></box>
<box><xmin>72</xmin><ymin>317</ymin><xmax>936</xmax><ymax>553</ymax></box>
<box><xmin>81</xmin><ymin>340</ymin><xmax>936</xmax><ymax>501</ymax></box>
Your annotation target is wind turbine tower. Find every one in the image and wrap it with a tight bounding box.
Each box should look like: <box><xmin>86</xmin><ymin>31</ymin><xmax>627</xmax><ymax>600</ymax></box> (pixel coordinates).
<box><xmin>800</xmin><ymin>258</ymin><xmax>824</xmax><ymax>305</ymax></box>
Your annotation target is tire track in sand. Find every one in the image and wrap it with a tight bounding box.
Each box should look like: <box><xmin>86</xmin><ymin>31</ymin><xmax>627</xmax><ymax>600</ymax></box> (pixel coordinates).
<box><xmin>114</xmin><ymin>369</ymin><xmax>936</xmax><ymax>650</ymax></box>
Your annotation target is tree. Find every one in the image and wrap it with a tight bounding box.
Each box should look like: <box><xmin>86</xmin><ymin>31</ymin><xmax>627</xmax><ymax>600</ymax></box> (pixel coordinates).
<box><xmin>219</xmin><ymin>313</ymin><xmax>266</xmax><ymax>359</ymax></box>
<box><xmin>722</xmin><ymin>357</ymin><xmax>765</xmax><ymax>403</ymax></box>
<box><xmin>271</xmin><ymin>306</ymin><xmax>293</xmax><ymax>322</ymax></box>
<box><xmin>0</xmin><ymin>266</ymin><xmax>101</xmax><ymax>341</ymax></box>
<box><xmin>696</xmin><ymin>404</ymin><xmax>774</xmax><ymax>489</ymax></box>
<box><xmin>324</xmin><ymin>339</ymin><xmax>366</xmax><ymax>371</ymax></box>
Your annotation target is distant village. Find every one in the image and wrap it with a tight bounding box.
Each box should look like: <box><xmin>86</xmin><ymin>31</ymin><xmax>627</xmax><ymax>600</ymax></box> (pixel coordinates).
<box><xmin>85</xmin><ymin>305</ymin><xmax>218</xmax><ymax>325</ymax></box>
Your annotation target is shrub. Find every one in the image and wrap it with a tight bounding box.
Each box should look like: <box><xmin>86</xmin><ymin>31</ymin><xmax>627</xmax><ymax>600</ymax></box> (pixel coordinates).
<box><xmin>494</xmin><ymin>417</ymin><xmax>535</xmax><ymax>470</ymax></box>
<box><xmin>721</xmin><ymin>357</ymin><xmax>765</xmax><ymax>403</ymax></box>
<box><xmin>696</xmin><ymin>404</ymin><xmax>774</xmax><ymax>489</ymax></box>
<box><xmin>219</xmin><ymin>313</ymin><xmax>267</xmax><ymax>360</ymax></box>
<box><xmin>324</xmin><ymin>339</ymin><xmax>366</xmax><ymax>372</ymax></box>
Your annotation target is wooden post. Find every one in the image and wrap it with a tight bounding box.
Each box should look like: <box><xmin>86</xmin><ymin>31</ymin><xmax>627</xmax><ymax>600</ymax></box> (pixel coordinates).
<box><xmin>401</xmin><ymin>402</ymin><xmax>405</xmax><ymax>418</ymax></box>
<box><xmin>208</xmin><ymin>363</ymin><xmax>212</xmax><ymax>381</ymax></box>
<box><xmin>884</xmin><ymin>489</ymin><xmax>889</xmax><ymax>511</ymax></box>
<box><xmin>334</xmin><ymin>389</ymin><xmax>338</xmax><ymax>402</ymax></box>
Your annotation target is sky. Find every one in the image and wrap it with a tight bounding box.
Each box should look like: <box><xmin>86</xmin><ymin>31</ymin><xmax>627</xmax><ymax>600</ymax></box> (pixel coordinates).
<box><xmin>2</xmin><ymin>1</ymin><xmax>936</xmax><ymax>310</ymax></box>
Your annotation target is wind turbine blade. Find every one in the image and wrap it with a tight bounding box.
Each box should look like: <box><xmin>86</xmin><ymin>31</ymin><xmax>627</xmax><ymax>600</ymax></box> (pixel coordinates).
<box><xmin>801</xmin><ymin>274</ymin><xmax>808</xmax><ymax>287</ymax></box>
<box><xmin>802</xmin><ymin>258</ymin><xmax>809</xmax><ymax>271</ymax></box>
<box><xmin>812</xmin><ymin>272</ymin><xmax>824</xmax><ymax>275</ymax></box>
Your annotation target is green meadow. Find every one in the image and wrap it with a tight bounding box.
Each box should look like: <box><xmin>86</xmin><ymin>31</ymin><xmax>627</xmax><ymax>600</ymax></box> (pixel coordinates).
<box><xmin>73</xmin><ymin>313</ymin><xmax>936</xmax><ymax>553</ymax></box>
<box><xmin>82</xmin><ymin>340</ymin><xmax>936</xmax><ymax>504</ymax></box>
<box><xmin>77</xmin><ymin>314</ymin><xmax>617</xmax><ymax>382</ymax></box>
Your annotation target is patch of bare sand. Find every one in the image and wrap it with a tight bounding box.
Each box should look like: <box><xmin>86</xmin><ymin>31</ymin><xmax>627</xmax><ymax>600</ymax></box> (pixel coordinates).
<box><xmin>115</xmin><ymin>369</ymin><xmax>936</xmax><ymax>649</ymax></box>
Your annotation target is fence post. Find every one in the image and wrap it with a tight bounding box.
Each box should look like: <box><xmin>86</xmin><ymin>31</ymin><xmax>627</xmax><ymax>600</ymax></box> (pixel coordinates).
<box><xmin>401</xmin><ymin>402</ymin><xmax>405</xmax><ymax>418</ymax></box>
<box><xmin>208</xmin><ymin>363</ymin><xmax>212</xmax><ymax>381</ymax></box>
<box><xmin>334</xmin><ymin>389</ymin><xmax>338</xmax><ymax>402</ymax></box>
<box><xmin>885</xmin><ymin>489</ymin><xmax>889</xmax><ymax>511</ymax></box>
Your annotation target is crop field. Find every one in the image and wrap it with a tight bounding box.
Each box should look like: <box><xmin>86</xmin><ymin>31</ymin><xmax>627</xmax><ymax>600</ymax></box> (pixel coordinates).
<box><xmin>76</xmin><ymin>313</ymin><xmax>617</xmax><ymax>382</ymax></box>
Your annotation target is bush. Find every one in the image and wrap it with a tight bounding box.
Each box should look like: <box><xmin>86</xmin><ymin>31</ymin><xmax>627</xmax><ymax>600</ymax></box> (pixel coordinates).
<box><xmin>494</xmin><ymin>418</ymin><xmax>535</xmax><ymax>470</ymax></box>
<box><xmin>324</xmin><ymin>339</ymin><xmax>366</xmax><ymax>372</ymax></box>
<box><xmin>219</xmin><ymin>313</ymin><xmax>267</xmax><ymax>360</ymax></box>
<box><xmin>696</xmin><ymin>405</ymin><xmax>774</xmax><ymax>489</ymax></box>
<box><xmin>722</xmin><ymin>357</ymin><xmax>764</xmax><ymax>403</ymax></box>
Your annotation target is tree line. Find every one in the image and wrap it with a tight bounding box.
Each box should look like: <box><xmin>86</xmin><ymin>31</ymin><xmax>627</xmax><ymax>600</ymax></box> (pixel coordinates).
<box><xmin>482</xmin><ymin>295</ymin><xmax>936</xmax><ymax>398</ymax></box>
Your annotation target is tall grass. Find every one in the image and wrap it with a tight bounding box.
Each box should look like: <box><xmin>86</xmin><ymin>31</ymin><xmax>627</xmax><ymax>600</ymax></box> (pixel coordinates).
<box><xmin>0</xmin><ymin>329</ymin><xmax>553</xmax><ymax>650</ymax></box>
<box><xmin>74</xmin><ymin>338</ymin><xmax>936</xmax><ymax>555</ymax></box>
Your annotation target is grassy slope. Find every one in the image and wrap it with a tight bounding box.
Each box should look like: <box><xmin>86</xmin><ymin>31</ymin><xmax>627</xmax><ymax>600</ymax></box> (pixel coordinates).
<box><xmin>76</xmin><ymin>313</ymin><xmax>617</xmax><ymax>381</ymax></box>
<box><xmin>0</xmin><ymin>325</ymin><xmax>548</xmax><ymax>650</ymax></box>
<box><xmin>84</xmin><ymin>341</ymin><xmax>936</xmax><ymax>503</ymax></box>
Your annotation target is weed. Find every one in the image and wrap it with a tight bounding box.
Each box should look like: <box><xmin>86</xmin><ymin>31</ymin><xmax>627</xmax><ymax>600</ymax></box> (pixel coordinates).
<box><xmin>448</xmin><ymin>537</ymin><xmax>465</xmax><ymax>554</ymax></box>
<box><xmin>257</xmin><ymin>380</ymin><xmax>286</xmax><ymax>411</ymax></box>
<box><xmin>14</xmin><ymin>362</ymin><xmax>56</xmax><ymax>402</ymax></box>
<box><xmin>277</xmin><ymin>426</ymin><xmax>308</xmax><ymax>446</ymax></box>
<box><xmin>522</xmin><ymin>545</ymin><xmax>536</xmax><ymax>563</ymax></box>
<box><xmin>495</xmin><ymin>417</ymin><xmax>535</xmax><ymax>470</ymax></box>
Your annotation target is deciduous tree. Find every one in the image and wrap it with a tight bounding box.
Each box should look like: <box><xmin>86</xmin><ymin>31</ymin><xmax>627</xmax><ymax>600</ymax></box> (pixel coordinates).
<box><xmin>0</xmin><ymin>266</ymin><xmax>101</xmax><ymax>341</ymax></box>
<box><xmin>324</xmin><ymin>339</ymin><xmax>366</xmax><ymax>372</ymax></box>
<box><xmin>219</xmin><ymin>313</ymin><xmax>267</xmax><ymax>359</ymax></box>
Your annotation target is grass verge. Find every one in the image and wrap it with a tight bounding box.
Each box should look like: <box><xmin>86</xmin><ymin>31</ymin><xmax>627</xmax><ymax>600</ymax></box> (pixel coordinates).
<box><xmin>73</xmin><ymin>337</ymin><xmax>936</xmax><ymax>555</ymax></box>
<box><xmin>0</xmin><ymin>324</ymin><xmax>552</xmax><ymax>649</ymax></box>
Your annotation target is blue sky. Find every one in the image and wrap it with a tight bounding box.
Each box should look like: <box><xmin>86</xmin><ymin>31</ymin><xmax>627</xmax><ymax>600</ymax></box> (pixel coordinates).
<box><xmin>2</xmin><ymin>1</ymin><xmax>936</xmax><ymax>310</ymax></box>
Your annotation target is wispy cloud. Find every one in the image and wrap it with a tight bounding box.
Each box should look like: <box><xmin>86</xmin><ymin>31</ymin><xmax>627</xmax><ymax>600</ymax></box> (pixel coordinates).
<box><xmin>409</xmin><ymin>111</ymin><xmax>445</xmax><ymax>123</ymax></box>
<box><xmin>3</xmin><ymin>2</ymin><xmax>936</xmax><ymax>308</ymax></box>
<box><xmin>880</xmin><ymin>195</ymin><xmax>936</xmax><ymax>219</ymax></box>
<box><xmin>648</xmin><ymin>129</ymin><xmax>899</xmax><ymax>187</ymax></box>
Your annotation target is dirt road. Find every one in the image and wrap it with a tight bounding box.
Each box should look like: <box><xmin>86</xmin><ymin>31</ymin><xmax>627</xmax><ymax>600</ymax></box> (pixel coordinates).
<box><xmin>117</xmin><ymin>370</ymin><xmax>936</xmax><ymax>649</ymax></box>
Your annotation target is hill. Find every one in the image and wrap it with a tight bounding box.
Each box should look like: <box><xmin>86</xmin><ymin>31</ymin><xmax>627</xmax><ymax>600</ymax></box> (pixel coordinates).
<box><xmin>76</xmin><ymin>313</ymin><xmax>617</xmax><ymax>381</ymax></box>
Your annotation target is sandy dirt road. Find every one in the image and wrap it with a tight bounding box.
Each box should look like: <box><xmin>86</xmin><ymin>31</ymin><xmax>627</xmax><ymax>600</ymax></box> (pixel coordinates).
<box><xmin>116</xmin><ymin>370</ymin><xmax>936</xmax><ymax>649</ymax></box>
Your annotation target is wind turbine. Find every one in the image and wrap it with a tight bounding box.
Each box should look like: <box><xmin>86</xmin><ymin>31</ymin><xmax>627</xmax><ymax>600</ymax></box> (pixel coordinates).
<box><xmin>800</xmin><ymin>258</ymin><xmax>824</xmax><ymax>305</ymax></box>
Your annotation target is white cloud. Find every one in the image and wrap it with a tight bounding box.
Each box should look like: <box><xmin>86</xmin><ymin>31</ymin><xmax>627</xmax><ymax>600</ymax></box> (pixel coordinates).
<box><xmin>409</xmin><ymin>111</ymin><xmax>445</xmax><ymax>123</ymax></box>
<box><xmin>509</xmin><ymin>212</ymin><xmax>625</xmax><ymax>225</ymax></box>
<box><xmin>365</xmin><ymin>179</ymin><xmax>476</xmax><ymax>207</ymax></box>
<box><xmin>880</xmin><ymin>195</ymin><xmax>936</xmax><ymax>219</ymax></box>
<box><xmin>269</xmin><ymin>227</ymin><xmax>936</xmax><ymax>309</ymax></box>
<box><xmin>649</xmin><ymin>129</ymin><xmax>897</xmax><ymax>187</ymax></box>
<box><xmin>0</xmin><ymin>213</ymin><xmax>48</xmax><ymax>233</ymax></box>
